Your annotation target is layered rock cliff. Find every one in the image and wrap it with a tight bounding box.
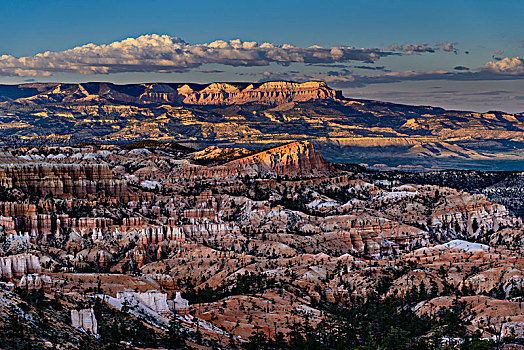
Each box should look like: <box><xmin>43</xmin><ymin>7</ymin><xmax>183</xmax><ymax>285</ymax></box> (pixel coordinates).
<box><xmin>18</xmin><ymin>273</ymin><xmax>52</xmax><ymax>291</ymax></box>
<box><xmin>172</xmin><ymin>81</ymin><xmax>340</xmax><ymax>105</ymax></box>
<box><xmin>116</xmin><ymin>290</ymin><xmax>171</xmax><ymax>316</ymax></box>
<box><xmin>0</xmin><ymin>163</ymin><xmax>126</xmax><ymax>198</ymax></box>
<box><xmin>225</xmin><ymin>141</ymin><xmax>335</xmax><ymax>177</ymax></box>
<box><xmin>71</xmin><ymin>308</ymin><xmax>98</xmax><ymax>335</ymax></box>
<box><xmin>0</xmin><ymin>253</ymin><xmax>41</xmax><ymax>279</ymax></box>
<box><xmin>0</xmin><ymin>81</ymin><xmax>341</xmax><ymax>106</ymax></box>
<box><xmin>181</xmin><ymin>141</ymin><xmax>335</xmax><ymax>179</ymax></box>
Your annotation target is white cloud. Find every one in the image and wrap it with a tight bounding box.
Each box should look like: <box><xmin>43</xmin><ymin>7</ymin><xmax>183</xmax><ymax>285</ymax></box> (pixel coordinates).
<box><xmin>436</xmin><ymin>42</ymin><xmax>458</xmax><ymax>53</ymax></box>
<box><xmin>0</xmin><ymin>34</ymin><xmax>390</xmax><ymax>77</ymax></box>
<box><xmin>482</xmin><ymin>57</ymin><xmax>524</xmax><ymax>75</ymax></box>
<box><xmin>388</xmin><ymin>43</ymin><xmax>436</xmax><ymax>54</ymax></box>
<box><xmin>388</xmin><ymin>42</ymin><xmax>459</xmax><ymax>55</ymax></box>
<box><xmin>260</xmin><ymin>56</ymin><xmax>524</xmax><ymax>89</ymax></box>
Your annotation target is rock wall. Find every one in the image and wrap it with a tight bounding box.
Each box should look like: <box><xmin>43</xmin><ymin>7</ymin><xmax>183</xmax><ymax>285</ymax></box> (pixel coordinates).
<box><xmin>0</xmin><ymin>163</ymin><xmax>126</xmax><ymax>198</ymax></box>
<box><xmin>117</xmin><ymin>289</ymin><xmax>171</xmax><ymax>316</ymax></box>
<box><xmin>173</xmin><ymin>81</ymin><xmax>340</xmax><ymax>105</ymax></box>
<box><xmin>162</xmin><ymin>222</ymin><xmax>240</xmax><ymax>242</ymax></box>
<box><xmin>171</xmin><ymin>291</ymin><xmax>189</xmax><ymax>316</ymax></box>
<box><xmin>180</xmin><ymin>141</ymin><xmax>335</xmax><ymax>179</ymax></box>
<box><xmin>3</xmin><ymin>213</ymin><xmax>114</xmax><ymax>237</ymax></box>
<box><xmin>138</xmin><ymin>226</ymin><xmax>186</xmax><ymax>246</ymax></box>
<box><xmin>3</xmin><ymin>81</ymin><xmax>341</xmax><ymax>106</ymax></box>
<box><xmin>0</xmin><ymin>202</ymin><xmax>37</xmax><ymax>218</ymax></box>
<box><xmin>18</xmin><ymin>273</ymin><xmax>52</xmax><ymax>291</ymax></box>
<box><xmin>71</xmin><ymin>308</ymin><xmax>98</xmax><ymax>334</ymax></box>
<box><xmin>0</xmin><ymin>253</ymin><xmax>41</xmax><ymax>279</ymax></box>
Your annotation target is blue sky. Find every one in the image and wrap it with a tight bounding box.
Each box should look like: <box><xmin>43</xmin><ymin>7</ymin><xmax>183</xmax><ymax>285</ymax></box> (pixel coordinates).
<box><xmin>1</xmin><ymin>0</ymin><xmax>523</xmax><ymax>112</ymax></box>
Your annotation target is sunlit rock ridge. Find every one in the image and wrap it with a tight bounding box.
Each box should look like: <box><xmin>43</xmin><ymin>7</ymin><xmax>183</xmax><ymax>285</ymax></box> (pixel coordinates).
<box><xmin>1</xmin><ymin>80</ymin><xmax>524</xmax><ymax>170</ymax></box>
<box><xmin>0</xmin><ymin>80</ymin><xmax>341</xmax><ymax>105</ymax></box>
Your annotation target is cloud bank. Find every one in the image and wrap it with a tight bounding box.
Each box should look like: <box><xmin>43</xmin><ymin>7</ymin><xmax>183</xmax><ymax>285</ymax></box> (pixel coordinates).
<box><xmin>260</xmin><ymin>57</ymin><xmax>524</xmax><ymax>88</ymax></box>
<box><xmin>0</xmin><ymin>34</ymin><xmax>396</xmax><ymax>77</ymax></box>
<box><xmin>388</xmin><ymin>42</ymin><xmax>458</xmax><ymax>55</ymax></box>
<box><xmin>482</xmin><ymin>57</ymin><xmax>524</xmax><ymax>75</ymax></box>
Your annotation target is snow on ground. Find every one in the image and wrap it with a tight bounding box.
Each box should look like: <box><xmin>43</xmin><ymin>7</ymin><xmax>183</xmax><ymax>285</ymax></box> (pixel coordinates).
<box><xmin>306</xmin><ymin>199</ymin><xmax>338</xmax><ymax>211</ymax></box>
<box><xmin>374</xmin><ymin>190</ymin><xmax>418</xmax><ymax>201</ymax></box>
<box><xmin>97</xmin><ymin>294</ymin><xmax>170</xmax><ymax>328</ymax></box>
<box><xmin>416</xmin><ymin>239</ymin><xmax>489</xmax><ymax>254</ymax></box>
<box><xmin>141</xmin><ymin>180</ymin><xmax>162</xmax><ymax>189</ymax></box>
<box><xmin>441</xmin><ymin>240</ymin><xmax>490</xmax><ymax>252</ymax></box>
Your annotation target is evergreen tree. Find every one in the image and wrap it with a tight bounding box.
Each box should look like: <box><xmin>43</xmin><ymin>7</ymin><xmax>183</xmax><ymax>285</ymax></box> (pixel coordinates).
<box><xmin>166</xmin><ymin>316</ymin><xmax>185</xmax><ymax>349</ymax></box>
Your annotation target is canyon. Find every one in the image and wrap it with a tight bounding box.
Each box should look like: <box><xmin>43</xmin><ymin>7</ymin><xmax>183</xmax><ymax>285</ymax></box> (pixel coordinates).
<box><xmin>0</xmin><ymin>140</ymin><xmax>522</xmax><ymax>349</ymax></box>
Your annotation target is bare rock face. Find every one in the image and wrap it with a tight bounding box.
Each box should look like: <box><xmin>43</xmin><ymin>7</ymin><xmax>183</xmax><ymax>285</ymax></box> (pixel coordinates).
<box><xmin>0</xmin><ymin>253</ymin><xmax>41</xmax><ymax>279</ymax></box>
<box><xmin>2</xmin><ymin>81</ymin><xmax>341</xmax><ymax>106</ymax></box>
<box><xmin>133</xmin><ymin>81</ymin><xmax>340</xmax><ymax>105</ymax></box>
<box><xmin>225</xmin><ymin>141</ymin><xmax>334</xmax><ymax>177</ymax></box>
<box><xmin>182</xmin><ymin>141</ymin><xmax>335</xmax><ymax>179</ymax></box>
<box><xmin>172</xmin><ymin>291</ymin><xmax>189</xmax><ymax>316</ymax></box>
<box><xmin>71</xmin><ymin>308</ymin><xmax>98</xmax><ymax>335</ymax></box>
<box><xmin>138</xmin><ymin>226</ymin><xmax>186</xmax><ymax>246</ymax></box>
<box><xmin>117</xmin><ymin>289</ymin><xmax>171</xmax><ymax>316</ymax></box>
<box><xmin>18</xmin><ymin>273</ymin><xmax>52</xmax><ymax>291</ymax></box>
<box><xmin>0</xmin><ymin>202</ymin><xmax>37</xmax><ymax>218</ymax></box>
<box><xmin>175</xmin><ymin>81</ymin><xmax>340</xmax><ymax>105</ymax></box>
<box><xmin>0</xmin><ymin>164</ymin><xmax>125</xmax><ymax>198</ymax></box>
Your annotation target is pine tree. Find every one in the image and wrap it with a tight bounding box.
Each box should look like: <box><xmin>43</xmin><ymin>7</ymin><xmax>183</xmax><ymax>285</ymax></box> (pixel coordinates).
<box><xmin>166</xmin><ymin>316</ymin><xmax>184</xmax><ymax>349</ymax></box>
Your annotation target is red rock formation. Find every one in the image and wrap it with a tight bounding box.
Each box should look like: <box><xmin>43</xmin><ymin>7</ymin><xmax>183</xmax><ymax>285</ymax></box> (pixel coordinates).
<box><xmin>181</xmin><ymin>81</ymin><xmax>339</xmax><ymax>105</ymax></box>
<box><xmin>183</xmin><ymin>191</ymin><xmax>218</xmax><ymax>222</ymax></box>
<box><xmin>0</xmin><ymin>202</ymin><xmax>37</xmax><ymax>218</ymax></box>
<box><xmin>181</xmin><ymin>141</ymin><xmax>335</xmax><ymax>179</ymax></box>
<box><xmin>136</xmin><ymin>81</ymin><xmax>340</xmax><ymax>105</ymax></box>
<box><xmin>0</xmin><ymin>164</ymin><xmax>126</xmax><ymax>198</ymax></box>
<box><xmin>2</xmin><ymin>213</ymin><xmax>113</xmax><ymax>237</ymax></box>
<box><xmin>138</xmin><ymin>226</ymin><xmax>186</xmax><ymax>246</ymax></box>
<box><xmin>227</xmin><ymin>141</ymin><xmax>335</xmax><ymax>176</ymax></box>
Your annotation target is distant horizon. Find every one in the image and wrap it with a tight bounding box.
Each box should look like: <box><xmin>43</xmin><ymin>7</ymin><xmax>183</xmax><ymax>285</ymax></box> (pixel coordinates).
<box><xmin>2</xmin><ymin>79</ymin><xmax>521</xmax><ymax>114</ymax></box>
<box><xmin>1</xmin><ymin>1</ymin><xmax>523</xmax><ymax>112</ymax></box>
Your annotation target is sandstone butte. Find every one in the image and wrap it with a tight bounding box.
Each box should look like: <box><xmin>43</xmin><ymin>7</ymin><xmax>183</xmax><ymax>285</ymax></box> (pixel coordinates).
<box><xmin>181</xmin><ymin>140</ymin><xmax>335</xmax><ymax>178</ymax></box>
<box><xmin>6</xmin><ymin>80</ymin><xmax>342</xmax><ymax>105</ymax></box>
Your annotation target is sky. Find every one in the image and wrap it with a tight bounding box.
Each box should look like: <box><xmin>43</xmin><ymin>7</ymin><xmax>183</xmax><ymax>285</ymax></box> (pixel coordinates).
<box><xmin>0</xmin><ymin>0</ymin><xmax>523</xmax><ymax>112</ymax></box>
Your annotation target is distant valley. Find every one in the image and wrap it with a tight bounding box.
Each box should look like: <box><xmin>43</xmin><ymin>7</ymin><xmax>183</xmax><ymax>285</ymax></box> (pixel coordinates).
<box><xmin>1</xmin><ymin>81</ymin><xmax>523</xmax><ymax>170</ymax></box>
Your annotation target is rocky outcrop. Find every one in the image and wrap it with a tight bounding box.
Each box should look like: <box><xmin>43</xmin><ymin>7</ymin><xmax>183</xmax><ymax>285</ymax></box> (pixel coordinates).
<box><xmin>117</xmin><ymin>290</ymin><xmax>171</xmax><ymax>316</ymax></box>
<box><xmin>4</xmin><ymin>81</ymin><xmax>340</xmax><ymax>106</ymax></box>
<box><xmin>0</xmin><ymin>164</ymin><xmax>126</xmax><ymax>198</ymax></box>
<box><xmin>1</xmin><ymin>213</ymin><xmax>114</xmax><ymax>237</ymax></box>
<box><xmin>71</xmin><ymin>308</ymin><xmax>98</xmax><ymax>335</ymax></box>
<box><xmin>172</xmin><ymin>291</ymin><xmax>189</xmax><ymax>316</ymax></box>
<box><xmin>138</xmin><ymin>226</ymin><xmax>186</xmax><ymax>246</ymax></box>
<box><xmin>225</xmin><ymin>141</ymin><xmax>334</xmax><ymax>177</ymax></box>
<box><xmin>181</xmin><ymin>141</ymin><xmax>335</xmax><ymax>179</ymax></box>
<box><xmin>0</xmin><ymin>202</ymin><xmax>38</xmax><ymax>218</ymax></box>
<box><xmin>18</xmin><ymin>273</ymin><xmax>52</xmax><ymax>291</ymax></box>
<box><xmin>174</xmin><ymin>81</ymin><xmax>340</xmax><ymax>105</ymax></box>
<box><xmin>116</xmin><ymin>289</ymin><xmax>189</xmax><ymax>317</ymax></box>
<box><xmin>164</xmin><ymin>223</ymin><xmax>240</xmax><ymax>242</ymax></box>
<box><xmin>0</xmin><ymin>254</ymin><xmax>41</xmax><ymax>279</ymax></box>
